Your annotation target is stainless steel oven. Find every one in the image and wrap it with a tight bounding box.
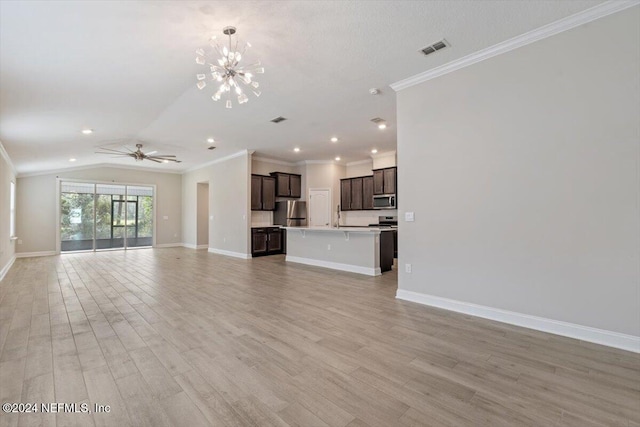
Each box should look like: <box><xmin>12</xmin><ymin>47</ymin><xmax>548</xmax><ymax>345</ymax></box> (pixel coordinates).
<box><xmin>373</xmin><ymin>194</ymin><xmax>396</xmax><ymax>209</ymax></box>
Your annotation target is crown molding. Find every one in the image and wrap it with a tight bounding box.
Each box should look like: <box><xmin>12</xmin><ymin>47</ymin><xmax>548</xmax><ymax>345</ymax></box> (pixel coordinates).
<box><xmin>252</xmin><ymin>155</ymin><xmax>298</xmax><ymax>167</ymax></box>
<box><xmin>346</xmin><ymin>159</ymin><xmax>373</xmax><ymax>167</ymax></box>
<box><xmin>183</xmin><ymin>149</ymin><xmax>251</xmax><ymax>174</ymax></box>
<box><xmin>0</xmin><ymin>141</ymin><xmax>17</xmax><ymax>176</ymax></box>
<box><xmin>391</xmin><ymin>0</ymin><xmax>640</xmax><ymax>91</ymax></box>
<box><xmin>303</xmin><ymin>160</ymin><xmax>338</xmax><ymax>165</ymax></box>
<box><xmin>17</xmin><ymin>162</ymin><xmax>183</xmax><ymax>178</ymax></box>
<box><xmin>370</xmin><ymin>150</ymin><xmax>396</xmax><ymax>159</ymax></box>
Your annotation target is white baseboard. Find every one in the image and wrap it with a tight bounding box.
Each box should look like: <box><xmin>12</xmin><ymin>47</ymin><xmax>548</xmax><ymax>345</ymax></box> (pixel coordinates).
<box><xmin>286</xmin><ymin>255</ymin><xmax>381</xmax><ymax>276</ymax></box>
<box><xmin>0</xmin><ymin>255</ymin><xmax>16</xmax><ymax>282</ymax></box>
<box><xmin>154</xmin><ymin>243</ymin><xmax>184</xmax><ymax>248</ymax></box>
<box><xmin>208</xmin><ymin>248</ymin><xmax>250</xmax><ymax>259</ymax></box>
<box><xmin>182</xmin><ymin>244</ymin><xmax>209</xmax><ymax>250</ymax></box>
<box><xmin>396</xmin><ymin>289</ymin><xmax>640</xmax><ymax>353</ymax></box>
<box><xmin>15</xmin><ymin>251</ymin><xmax>57</xmax><ymax>258</ymax></box>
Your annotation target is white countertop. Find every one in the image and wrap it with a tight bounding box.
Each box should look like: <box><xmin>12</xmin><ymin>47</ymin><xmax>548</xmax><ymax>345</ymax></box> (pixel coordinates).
<box><xmin>283</xmin><ymin>226</ymin><xmax>394</xmax><ymax>232</ymax></box>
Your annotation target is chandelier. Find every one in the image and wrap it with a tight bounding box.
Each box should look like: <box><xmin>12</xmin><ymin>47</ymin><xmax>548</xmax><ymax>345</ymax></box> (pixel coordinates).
<box><xmin>195</xmin><ymin>26</ymin><xmax>264</xmax><ymax>108</ymax></box>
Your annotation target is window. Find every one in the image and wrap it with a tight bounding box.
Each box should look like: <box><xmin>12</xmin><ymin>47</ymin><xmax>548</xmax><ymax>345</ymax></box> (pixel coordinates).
<box><xmin>9</xmin><ymin>180</ymin><xmax>16</xmax><ymax>237</ymax></box>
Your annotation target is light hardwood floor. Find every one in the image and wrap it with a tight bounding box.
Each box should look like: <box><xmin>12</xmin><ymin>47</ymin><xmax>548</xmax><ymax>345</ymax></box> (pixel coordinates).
<box><xmin>0</xmin><ymin>248</ymin><xmax>638</xmax><ymax>427</ymax></box>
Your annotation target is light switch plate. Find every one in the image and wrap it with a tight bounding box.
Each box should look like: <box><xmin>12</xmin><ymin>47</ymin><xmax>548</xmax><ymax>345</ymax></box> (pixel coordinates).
<box><xmin>405</xmin><ymin>212</ymin><xmax>415</xmax><ymax>222</ymax></box>
<box><xmin>163</xmin><ymin>215</ymin><xmax>169</xmax><ymax>220</ymax></box>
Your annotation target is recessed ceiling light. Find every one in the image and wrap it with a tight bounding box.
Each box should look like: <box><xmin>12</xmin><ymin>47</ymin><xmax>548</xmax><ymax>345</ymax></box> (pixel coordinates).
<box><xmin>207</xmin><ymin>138</ymin><xmax>214</xmax><ymax>143</ymax></box>
<box><xmin>371</xmin><ymin>149</ymin><xmax>378</xmax><ymax>154</ymax></box>
<box><xmin>331</xmin><ymin>137</ymin><xmax>338</xmax><ymax>143</ymax></box>
<box><xmin>294</xmin><ymin>147</ymin><xmax>300</xmax><ymax>152</ymax></box>
<box><xmin>81</xmin><ymin>129</ymin><xmax>93</xmax><ymax>135</ymax></box>
<box><xmin>69</xmin><ymin>158</ymin><xmax>77</xmax><ymax>162</ymax></box>
<box><xmin>335</xmin><ymin>156</ymin><xmax>341</xmax><ymax>161</ymax></box>
<box><xmin>378</xmin><ymin>123</ymin><xmax>387</xmax><ymax>130</ymax></box>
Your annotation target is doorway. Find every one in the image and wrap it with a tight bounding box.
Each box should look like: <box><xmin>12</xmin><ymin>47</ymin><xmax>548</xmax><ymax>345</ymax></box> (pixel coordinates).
<box><xmin>309</xmin><ymin>188</ymin><xmax>331</xmax><ymax>227</ymax></box>
<box><xmin>197</xmin><ymin>182</ymin><xmax>209</xmax><ymax>248</ymax></box>
<box><xmin>59</xmin><ymin>181</ymin><xmax>154</xmax><ymax>252</ymax></box>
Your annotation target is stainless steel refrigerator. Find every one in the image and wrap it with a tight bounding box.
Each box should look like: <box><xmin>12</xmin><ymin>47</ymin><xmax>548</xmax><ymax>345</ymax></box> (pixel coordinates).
<box><xmin>274</xmin><ymin>201</ymin><xmax>307</xmax><ymax>227</ymax></box>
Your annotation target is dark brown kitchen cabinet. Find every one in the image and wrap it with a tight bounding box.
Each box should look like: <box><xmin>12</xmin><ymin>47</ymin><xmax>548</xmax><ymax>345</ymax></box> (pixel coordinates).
<box><xmin>252</xmin><ymin>228</ymin><xmax>268</xmax><ymax>255</ymax></box>
<box><xmin>350</xmin><ymin>177</ymin><xmax>363</xmax><ymax>210</ymax></box>
<box><xmin>341</xmin><ymin>179</ymin><xmax>352</xmax><ymax>211</ymax></box>
<box><xmin>373</xmin><ymin>170</ymin><xmax>384</xmax><ymax>195</ymax></box>
<box><xmin>251</xmin><ymin>175</ymin><xmax>276</xmax><ymax>211</ymax></box>
<box><xmin>251</xmin><ymin>227</ymin><xmax>283</xmax><ymax>257</ymax></box>
<box><xmin>341</xmin><ymin>175</ymin><xmax>375</xmax><ymax>211</ymax></box>
<box><xmin>262</xmin><ymin>177</ymin><xmax>276</xmax><ymax>210</ymax></box>
<box><xmin>270</xmin><ymin>172</ymin><xmax>302</xmax><ymax>198</ymax></box>
<box><xmin>383</xmin><ymin>168</ymin><xmax>396</xmax><ymax>194</ymax></box>
<box><xmin>373</xmin><ymin>167</ymin><xmax>397</xmax><ymax>195</ymax></box>
<box><xmin>289</xmin><ymin>174</ymin><xmax>301</xmax><ymax>198</ymax></box>
<box><xmin>363</xmin><ymin>176</ymin><xmax>374</xmax><ymax>210</ymax></box>
<box><xmin>251</xmin><ymin>175</ymin><xmax>262</xmax><ymax>210</ymax></box>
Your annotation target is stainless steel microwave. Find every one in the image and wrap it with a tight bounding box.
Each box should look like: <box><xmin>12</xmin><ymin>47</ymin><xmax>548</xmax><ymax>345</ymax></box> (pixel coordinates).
<box><xmin>373</xmin><ymin>194</ymin><xmax>396</xmax><ymax>209</ymax></box>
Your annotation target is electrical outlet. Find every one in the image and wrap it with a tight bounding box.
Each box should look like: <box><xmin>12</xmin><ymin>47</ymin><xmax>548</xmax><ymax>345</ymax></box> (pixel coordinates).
<box><xmin>163</xmin><ymin>215</ymin><xmax>169</xmax><ymax>220</ymax></box>
<box><xmin>327</xmin><ymin>244</ymin><xmax>331</xmax><ymax>250</ymax></box>
<box><xmin>405</xmin><ymin>263</ymin><xmax>412</xmax><ymax>273</ymax></box>
<box><xmin>174</xmin><ymin>233</ymin><xmax>177</xmax><ymax>238</ymax></box>
<box><xmin>405</xmin><ymin>212</ymin><xmax>414</xmax><ymax>222</ymax></box>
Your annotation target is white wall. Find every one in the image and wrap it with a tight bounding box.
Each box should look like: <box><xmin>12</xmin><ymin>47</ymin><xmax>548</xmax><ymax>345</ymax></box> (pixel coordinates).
<box><xmin>372</xmin><ymin>151</ymin><xmax>396</xmax><ymax>169</ymax></box>
<box><xmin>196</xmin><ymin>182</ymin><xmax>209</xmax><ymax>246</ymax></box>
<box><xmin>0</xmin><ymin>142</ymin><xmax>16</xmax><ymax>279</ymax></box>
<box><xmin>396</xmin><ymin>8</ymin><xmax>640</xmax><ymax>340</ymax></box>
<box><xmin>16</xmin><ymin>166</ymin><xmax>182</xmax><ymax>254</ymax></box>
<box><xmin>182</xmin><ymin>151</ymin><xmax>251</xmax><ymax>256</ymax></box>
<box><xmin>346</xmin><ymin>160</ymin><xmax>374</xmax><ymax>178</ymax></box>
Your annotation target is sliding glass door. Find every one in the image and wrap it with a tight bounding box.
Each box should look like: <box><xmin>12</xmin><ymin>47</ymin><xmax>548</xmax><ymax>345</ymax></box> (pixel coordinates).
<box><xmin>60</xmin><ymin>181</ymin><xmax>154</xmax><ymax>252</ymax></box>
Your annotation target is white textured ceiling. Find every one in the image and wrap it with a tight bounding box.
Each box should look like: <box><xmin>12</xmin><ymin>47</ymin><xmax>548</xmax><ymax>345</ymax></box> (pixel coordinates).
<box><xmin>0</xmin><ymin>0</ymin><xmax>603</xmax><ymax>174</ymax></box>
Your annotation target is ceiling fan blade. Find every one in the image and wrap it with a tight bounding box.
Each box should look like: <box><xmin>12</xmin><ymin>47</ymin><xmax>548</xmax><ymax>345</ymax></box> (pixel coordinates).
<box><xmin>96</xmin><ymin>148</ymin><xmax>130</xmax><ymax>154</ymax></box>
<box><xmin>147</xmin><ymin>155</ymin><xmax>176</xmax><ymax>159</ymax></box>
<box><xmin>146</xmin><ymin>150</ymin><xmax>157</xmax><ymax>155</ymax></box>
<box><xmin>146</xmin><ymin>158</ymin><xmax>162</xmax><ymax>163</ymax></box>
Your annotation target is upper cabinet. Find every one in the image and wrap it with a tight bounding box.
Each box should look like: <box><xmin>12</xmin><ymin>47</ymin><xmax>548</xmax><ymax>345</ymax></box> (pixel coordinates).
<box><xmin>373</xmin><ymin>167</ymin><xmax>397</xmax><ymax>195</ymax></box>
<box><xmin>251</xmin><ymin>174</ymin><xmax>276</xmax><ymax>211</ymax></box>
<box><xmin>362</xmin><ymin>176</ymin><xmax>374</xmax><ymax>210</ymax></box>
<box><xmin>341</xmin><ymin>167</ymin><xmax>396</xmax><ymax>211</ymax></box>
<box><xmin>270</xmin><ymin>172</ymin><xmax>302</xmax><ymax>198</ymax></box>
<box><xmin>340</xmin><ymin>175</ymin><xmax>373</xmax><ymax>211</ymax></box>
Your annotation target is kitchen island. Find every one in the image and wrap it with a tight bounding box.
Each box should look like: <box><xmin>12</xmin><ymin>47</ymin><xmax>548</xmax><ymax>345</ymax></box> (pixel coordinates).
<box><xmin>283</xmin><ymin>226</ymin><xmax>394</xmax><ymax>276</ymax></box>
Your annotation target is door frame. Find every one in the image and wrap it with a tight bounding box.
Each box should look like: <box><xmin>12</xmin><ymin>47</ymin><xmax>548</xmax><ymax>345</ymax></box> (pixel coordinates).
<box><xmin>56</xmin><ymin>178</ymin><xmax>157</xmax><ymax>254</ymax></box>
<box><xmin>308</xmin><ymin>188</ymin><xmax>332</xmax><ymax>228</ymax></box>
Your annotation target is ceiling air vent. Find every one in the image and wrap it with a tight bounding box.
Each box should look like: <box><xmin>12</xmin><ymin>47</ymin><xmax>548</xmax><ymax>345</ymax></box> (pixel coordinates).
<box><xmin>271</xmin><ymin>116</ymin><xmax>287</xmax><ymax>123</ymax></box>
<box><xmin>420</xmin><ymin>39</ymin><xmax>448</xmax><ymax>56</ymax></box>
<box><xmin>370</xmin><ymin>117</ymin><xmax>385</xmax><ymax>124</ymax></box>
<box><xmin>207</xmin><ymin>146</ymin><xmax>216</xmax><ymax>150</ymax></box>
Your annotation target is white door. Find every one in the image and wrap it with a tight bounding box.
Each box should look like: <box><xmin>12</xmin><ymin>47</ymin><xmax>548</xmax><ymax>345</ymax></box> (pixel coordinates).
<box><xmin>309</xmin><ymin>189</ymin><xmax>331</xmax><ymax>227</ymax></box>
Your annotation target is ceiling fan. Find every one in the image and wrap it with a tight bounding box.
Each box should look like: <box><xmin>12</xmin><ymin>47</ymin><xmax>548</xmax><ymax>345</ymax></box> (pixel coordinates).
<box><xmin>96</xmin><ymin>143</ymin><xmax>182</xmax><ymax>163</ymax></box>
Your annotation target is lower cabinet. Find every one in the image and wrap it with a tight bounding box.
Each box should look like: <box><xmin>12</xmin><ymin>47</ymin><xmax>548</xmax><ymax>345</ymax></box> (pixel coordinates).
<box><xmin>380</xmin><ymin>231</ymin><xmax>394</xmax><ymax>273</ymax></box>
<box><xmin>251</xmin><ymin>227</ymin><xmax>284</xmax><ymax>257</ymax></box>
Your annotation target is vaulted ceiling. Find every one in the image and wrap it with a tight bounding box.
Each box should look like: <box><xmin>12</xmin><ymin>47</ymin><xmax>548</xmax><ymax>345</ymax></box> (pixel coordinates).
<box><xmin>0</xmin><ymin>0</ymin><xmax>603</xmax><ymax>174</ymax></box>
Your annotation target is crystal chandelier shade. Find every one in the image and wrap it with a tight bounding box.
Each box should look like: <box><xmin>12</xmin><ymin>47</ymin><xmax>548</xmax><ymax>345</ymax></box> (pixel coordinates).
<box><xmin>195</xmin><ymin>26</ymin><xmax>264</xmax><ymax>108</ymax></box>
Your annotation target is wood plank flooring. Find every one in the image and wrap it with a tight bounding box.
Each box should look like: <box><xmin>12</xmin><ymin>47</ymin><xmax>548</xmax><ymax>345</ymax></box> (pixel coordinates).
<box><xmin>0</xmin><ymin>248</ymin><xmax>638</xmax><ymax>426</ymax></box>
